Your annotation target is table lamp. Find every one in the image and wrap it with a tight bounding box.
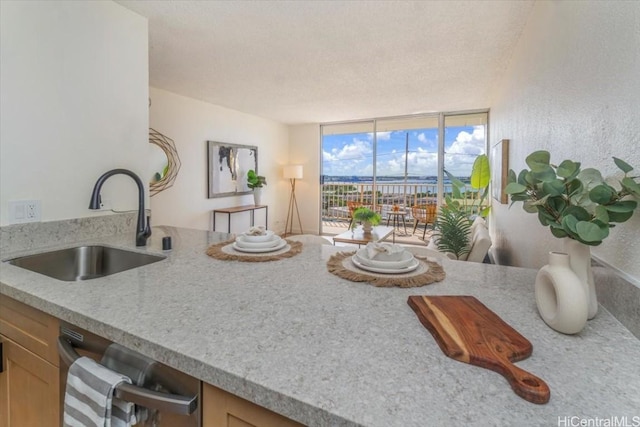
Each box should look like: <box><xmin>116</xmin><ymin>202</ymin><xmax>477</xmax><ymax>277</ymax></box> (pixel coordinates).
<box><xmin>283</xmin><ymin>165</ymin><xmax>303</xmax><ymax>236</ymax></box>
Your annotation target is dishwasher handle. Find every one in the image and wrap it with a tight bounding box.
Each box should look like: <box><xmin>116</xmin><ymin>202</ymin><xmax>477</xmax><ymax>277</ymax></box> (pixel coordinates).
<box><xmin>58</xmin><ymin>336</ymin><xmax>198</xmax><ymax>415</ymax></box>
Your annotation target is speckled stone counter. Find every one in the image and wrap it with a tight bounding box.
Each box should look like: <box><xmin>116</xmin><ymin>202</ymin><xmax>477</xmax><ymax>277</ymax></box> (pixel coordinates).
<box><xmin>1</xmin><ymin>226</ymin><xmax>639</xmax><ymax>427</ymax></box>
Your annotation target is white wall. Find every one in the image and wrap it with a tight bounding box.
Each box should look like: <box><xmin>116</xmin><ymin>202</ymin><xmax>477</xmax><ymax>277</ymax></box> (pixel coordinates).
<box><xmin>0</xmin><ymin>1</ymin><xmax>149</xmax><ymax>225</ymax></box>
<box><xmin>149</xmin><ymin>87</ymin><xmax>290</xmax><ymax>231</ymax></box>
<box><xmin>288</xmin><ymin>124</ymin><xmax>321</xmax><ymax>234</ymax></box>
<box><xmin>490</xmin><ymin>1</ymin><xmax>640</xmax><ymax>281</ymax></box>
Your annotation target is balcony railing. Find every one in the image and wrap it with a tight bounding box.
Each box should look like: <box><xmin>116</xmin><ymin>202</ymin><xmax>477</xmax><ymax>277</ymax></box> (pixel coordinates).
<box><xmin>322</xmin><ymin>182</ymin><xmax>452</xmax><ymax>222</ymax></box>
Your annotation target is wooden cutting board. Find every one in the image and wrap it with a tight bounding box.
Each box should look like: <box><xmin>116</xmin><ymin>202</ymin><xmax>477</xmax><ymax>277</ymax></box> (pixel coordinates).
<box><xmin>407</xmin><ymin>295</ymin><xmax>550</xmax><ymax>404</ymax></box>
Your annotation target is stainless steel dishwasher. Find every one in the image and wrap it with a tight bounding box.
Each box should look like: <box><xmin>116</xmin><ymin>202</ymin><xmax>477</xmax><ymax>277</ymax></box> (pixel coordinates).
<box><xmin>58</xmin><ymin>322</ymin><xmax>201</xmax><ymax>427</ymax></box>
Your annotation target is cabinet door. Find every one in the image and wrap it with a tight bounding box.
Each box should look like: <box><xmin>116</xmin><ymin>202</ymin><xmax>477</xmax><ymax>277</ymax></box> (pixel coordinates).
<box><xmin>0</xmin><ymin>337</ymin><xmax>60</xmax><ymax>427</ymax></box>
<box><xmin>202</xmin><ymin>383</ymin><xmax>304</xmax><ymax>427</ymax></box>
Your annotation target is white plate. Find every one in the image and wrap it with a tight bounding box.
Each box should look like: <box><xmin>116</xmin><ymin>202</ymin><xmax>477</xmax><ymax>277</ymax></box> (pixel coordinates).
<box><xmin>232</xmin><ymin>239</ymin><xmax>287</xmax><ymax>253</ymax></box>
<box><xmin>235</xmin><ymin>234</ymin><xmax>281</xmax><ymax>248</ymax></box>
<box><xmin>351</xmin><ymin>255</ymin><xmax>421</xmax><ymax>274</ymax></box>
<box><xmin>355</xmin><ymin>248</ymin><xmax>415</xmax><ymax>269</ymax></box>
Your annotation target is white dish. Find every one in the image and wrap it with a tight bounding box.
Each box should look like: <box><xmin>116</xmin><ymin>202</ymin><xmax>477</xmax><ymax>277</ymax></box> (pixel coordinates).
<box><xmin>232</xmin><ymin>239</ymin><xmax>287</xmax><ymax>253</ymax></box>
<box><xmin>355</xmin><ymin>248</ymin><xmax>415</xmax><ymax>269</ymax></box>
<box><xmin>351</xmin><ymin>255</ymin><xmax>420</xmax><ymax>274</ymax></box>
<box><xmin>235</xmin><ymin>234</ymin><xmax>281</xmax><ymax>248</ymax></box>
<box><xmin>240</xmin><ymin>230</ymin><xmax>275</xmax><ymax>242</ymax></box>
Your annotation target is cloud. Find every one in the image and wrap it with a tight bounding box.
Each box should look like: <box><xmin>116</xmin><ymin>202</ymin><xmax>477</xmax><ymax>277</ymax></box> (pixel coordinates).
<box><xmin>323</xmin><ymin>125</ymin><xmax>485</xmax><ymax>177</ymax></box>
<box><xmin>322</xmin><ymin>137</ymin><xmax>374</xmax><ymax>175</ymax></box>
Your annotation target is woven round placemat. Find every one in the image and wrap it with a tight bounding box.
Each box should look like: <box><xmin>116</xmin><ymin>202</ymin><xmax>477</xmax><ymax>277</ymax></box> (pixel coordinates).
<box><xmin>327</xmin><ymin>251</ymin><xmax>445</xmax><ymax>288</ymax></box>
<box><xmin>206</xmin><ymin>238</ymin><xmax>302</xmax><ymax>262</ymax></box>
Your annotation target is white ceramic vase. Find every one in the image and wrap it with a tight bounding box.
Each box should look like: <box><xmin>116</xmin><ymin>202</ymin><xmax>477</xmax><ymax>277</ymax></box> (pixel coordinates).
<box><xmin>535</xmin><ymin>251</ymin><xmax>588</xmax><ymax>334</ymax></box>
<box><xmin>563</xmin><ymin>238</ymin><xmax>598</xmax><ymax>319</ymax></box>
<box><xmin>253</xmin><ymin>188</ymin><xmax>262</xmax><ymax>206</ymax></box>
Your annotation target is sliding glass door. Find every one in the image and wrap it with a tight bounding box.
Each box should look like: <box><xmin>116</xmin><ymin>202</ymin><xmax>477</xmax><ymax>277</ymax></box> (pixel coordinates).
<box><xmin>321</xmin><ymin>111</ymin><xmax>487</xmax><ymax>236</ymax></box>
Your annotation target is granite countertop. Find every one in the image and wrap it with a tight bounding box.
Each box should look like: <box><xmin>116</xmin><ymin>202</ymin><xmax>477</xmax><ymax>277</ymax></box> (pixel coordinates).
<box><xmin>1</xmin><ymin>226</ymin><xmax>639</xmax><ymax>426</ymax></box>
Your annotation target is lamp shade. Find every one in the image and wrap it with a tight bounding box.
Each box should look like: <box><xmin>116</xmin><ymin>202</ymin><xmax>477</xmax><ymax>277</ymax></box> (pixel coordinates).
<box><xmin>283</xmin><ymin>164</ymin><xmax>303</xmax><ymax>179</ymax></box>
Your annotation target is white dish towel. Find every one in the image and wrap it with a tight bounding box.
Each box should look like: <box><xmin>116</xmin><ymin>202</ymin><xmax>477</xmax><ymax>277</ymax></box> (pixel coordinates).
<box><xmin>63</xmin><ymin>356</ymin><xmax>136</xmax><ymax>427</ymax></box>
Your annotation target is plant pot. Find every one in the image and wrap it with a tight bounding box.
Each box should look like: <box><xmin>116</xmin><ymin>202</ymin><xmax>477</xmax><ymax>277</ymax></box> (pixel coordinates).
<box><xmin>253</xmin><ymin>188</ymin><xmax>262</xmax><ymax>206</ymax></box>
<box><xmin>563</xmin><ymin>238</ymin><xmax>598</xmax><ymax>319</ymax></box>
<box><xmin>535</xmin><ymin>251</ymin><xmax>588</xmax><ymax>334</ymax></box>
<box><xmin>362</xmin><ymin>221</ymin><xmax>373</xmax><ymax>235</ymax></box>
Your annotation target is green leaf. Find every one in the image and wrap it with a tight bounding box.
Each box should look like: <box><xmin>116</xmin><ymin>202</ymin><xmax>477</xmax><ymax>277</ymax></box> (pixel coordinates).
<box><xmin>564</xmin><ymin>205</ymin><xmax>591</xmax><ymax>221</ymax></box>
<box><xmin>508</xmin><ymin>169</ymin><xmax>517</xmax><ymax>184</ymax></box>
<box><xmin>470</xmin><ymin>155</ymin><xmax>490</xmax><ymax>189</ymax></box>
<box><xmin>556</xmin><ymin>160</ymin><xmax>580</xmax><ymax>178</ymax></box>
<box><xmin>613</xmin><ymin>157</ymin><xmax>634</xmax><ymax>174</ymax></box>
<box><xmin>479</xmin><ymin>206</ymin><xmax>491</xmax><ymax>217</ymax></box>
<box><xmin>543</xmin><ymin>179</ymin><xmax>565</xmax><ymax>196</ymax></box>
<box><xmin>523</xmin><ymin>201</ymin><xmax>538</xmax><ymax>213</ymax></box>
<box><xmin>537</xmin><ymin>208</ymin><xmax>557</xmax><ymax>226</ymax></box>
<box><xmin>607</xmin><ymin>210</ymin><xmax>634</xmax><ymax>223</ymax></box>
<box><xmin>561</xmin><ymin>214</ymin><xmax>579</xmax><ymax>234</ymax></box>
<box><xmin>575</xmin><ymin>221</ymin><xmax>606</xmax><ymax>243</ymax></box>
<box><xmin>604</xmin><ymin>200</ymin><xmax>638</xmax><ymax>213</ymax></box>
<box><xmin>589</xmin><ymin>184</ymin><xmax>615</xmax><ymax>204</ymax></box>
<box><xmin>510</xmin><ymin>193</ymin><xmax>530</xmax><ymax>202</ymax></box>
<box><xmin>594</xmin><ymin>205</ymin><xmax>609</xmax><ymax>224</ymax></box>
<box><xmin>578</xmin><ymin>168</ymin><xmax>604</xmax><ymax>188</ymax></box>
<box><xmin>621</xmin><ymin>177</ymin><xmax>640</xmax><ymax>197</ymax></box>
<box><xmin>532</xmin><ymin>166</ymin><xmax>557</xmax><ymax>182</ymax></box>
<box><xmin>550</xmin><ymin>227</ymin><xmax>568</xmax><ymax>238</ymax></box>
<box><xmin>547</xmin><ymin>196</ymin><xmax>569</xmax><ymax>215</ymax></box>
<box><xmin>526</xmin><ymin>150</ymin><xmax>551</xmax><ymax>172</ymax></box>
<box><xmin>566</xmin><ymin>178</ymin><xmax>584</xmax><ymax>197</ymax></box>
<box><xmin>504</xmin><ymin>182</ymin><xmax>526</xmax><ymax>194</ymax></box>
<box><xmin>530</xmin><ymin>194</ymin><xmax>550</xmax><ymax>206</ymax></box>
<box><xmin>445</xmin><ymin>170</ymin><xmax>466</xmax><ymax>189</ymax></box>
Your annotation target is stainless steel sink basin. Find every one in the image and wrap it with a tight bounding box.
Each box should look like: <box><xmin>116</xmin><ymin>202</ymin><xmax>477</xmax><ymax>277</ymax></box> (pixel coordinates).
<box><xmin>6</xmin><ymin>245</ymin><xmax>165</xmax><ymax>281</ymax></box>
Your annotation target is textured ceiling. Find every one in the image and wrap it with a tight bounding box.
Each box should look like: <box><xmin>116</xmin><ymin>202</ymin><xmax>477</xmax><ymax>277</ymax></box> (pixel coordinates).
<box><xmin>116</xmin><ymin>1</ymin><xmax>535</xmax><ymax>125</ymax></box>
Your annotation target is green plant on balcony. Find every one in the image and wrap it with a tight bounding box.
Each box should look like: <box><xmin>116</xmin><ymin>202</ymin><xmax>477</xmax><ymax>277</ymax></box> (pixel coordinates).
<box><xmin>351</xmin><ymin>207</ymin><xmax>381</xmax><ymax>230</ymax></box>
<box><xmin>445</xmin><ymin>154</ymin><xmax>491</xmax><ymax>217</ymax></box>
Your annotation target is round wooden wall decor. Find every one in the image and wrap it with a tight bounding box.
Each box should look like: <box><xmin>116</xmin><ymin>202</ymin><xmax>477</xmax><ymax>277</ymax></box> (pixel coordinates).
<box><xmin>149</xmin><ymin>128</ymin><xmax>181</xmax><ymax>196</ymax></box>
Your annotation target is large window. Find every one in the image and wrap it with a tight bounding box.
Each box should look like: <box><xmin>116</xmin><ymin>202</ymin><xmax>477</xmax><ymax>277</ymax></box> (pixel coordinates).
<box><xmin>321</xmin><ymin>111</ymin><xmax>488</xmax><ymax>235</ymax></box>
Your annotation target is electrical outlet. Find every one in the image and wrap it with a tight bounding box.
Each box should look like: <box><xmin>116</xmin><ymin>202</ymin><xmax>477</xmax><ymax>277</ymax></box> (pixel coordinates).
<box><xmin>8</xmin><ymin>200</ymin><xmax>41</xmax><ymax>223</ymax></box>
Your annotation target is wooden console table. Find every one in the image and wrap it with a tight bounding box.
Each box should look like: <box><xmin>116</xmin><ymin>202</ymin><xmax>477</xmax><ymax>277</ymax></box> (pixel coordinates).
<box><xmin>212</xmin><ymin>205</ymin><xmax>268</xmax><ymax>233</ymax></box>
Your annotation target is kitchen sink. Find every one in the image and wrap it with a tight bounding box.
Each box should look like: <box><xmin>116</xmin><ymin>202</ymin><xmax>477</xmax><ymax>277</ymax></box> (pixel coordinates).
<box><xmin>6</xmin><ymin>245</ymin><xmax>165</xmax><ymax>281</ymax></box>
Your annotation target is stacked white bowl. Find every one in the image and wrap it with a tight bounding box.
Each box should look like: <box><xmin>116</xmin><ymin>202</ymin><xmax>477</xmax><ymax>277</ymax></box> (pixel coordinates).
<box><xmin>234</xmin><ymin>228</ymin><xmax>285</xmax><ymax>252</ymax></box>
<box><xmin>352</xmin><ymin>243</ymin><xmax>419</xmax><ymax>273</ymax></box>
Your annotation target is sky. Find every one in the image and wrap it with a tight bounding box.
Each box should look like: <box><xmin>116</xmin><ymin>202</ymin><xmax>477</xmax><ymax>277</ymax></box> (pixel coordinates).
<box><xmin>322</xmin><ymin>125</ymin><xmax>486</xmax><ymax>178</ymax></box>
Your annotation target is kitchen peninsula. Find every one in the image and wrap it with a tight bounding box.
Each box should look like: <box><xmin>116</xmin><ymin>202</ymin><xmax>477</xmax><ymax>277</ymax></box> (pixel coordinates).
<box><xmin>1</xmin><ymin>226</ymin><xmax>639</xmax><ymax>426</ymax></box>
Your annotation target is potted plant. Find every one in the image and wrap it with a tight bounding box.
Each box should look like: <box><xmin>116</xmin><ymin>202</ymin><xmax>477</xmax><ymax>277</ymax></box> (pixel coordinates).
<box><xmin>505</xmin><ymin>151</ymin><xmax>640</xmax><ymax>321</ymax></box>
<box><xmin>247</xmin><ymin>169</ymin><xmax>267</xmax><ymax>205</ymax></box>
<box><xmin>351</xmin><ymin>207</ymin><xmax>381</xmax><ymax>234</ymax></box>
<box><xmin>433</xmin><ymin>205</ymin><xmax>472</xmax><ymax>260</ymax></box>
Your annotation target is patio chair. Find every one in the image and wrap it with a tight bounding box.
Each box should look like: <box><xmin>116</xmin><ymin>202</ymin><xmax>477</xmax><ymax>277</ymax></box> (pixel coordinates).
<box><xmin>411</xmin><ymin>204</ymin><xmax>437</xmax><ymax>240</ymax></box>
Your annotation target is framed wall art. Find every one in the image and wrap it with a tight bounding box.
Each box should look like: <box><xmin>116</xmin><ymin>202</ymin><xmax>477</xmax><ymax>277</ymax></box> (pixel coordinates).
<box><xmin>207</xmin><ymin>141</ymin><xmax>258</xmax><ymax>198</ymax></box>
<box><xmin>491</xmin><ymin>139</ymin><xmax>509</xmax><ymax>204</ymax></box>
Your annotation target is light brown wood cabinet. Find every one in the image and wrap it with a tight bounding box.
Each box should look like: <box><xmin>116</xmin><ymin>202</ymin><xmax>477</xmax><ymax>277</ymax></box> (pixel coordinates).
<box><xmin>0</xmin><ymin>295</ymin><xmax>60</xmax><ymax>427</ymax></box>
<box><xmin>0</xmin><ymin>295</ymin><xmax>305</xmax><ymax>427</ymax></box>
<box><xmin>202</xmin><ymin>383</ymin><xmax>304</xmax><ymax>427</ymax></box>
